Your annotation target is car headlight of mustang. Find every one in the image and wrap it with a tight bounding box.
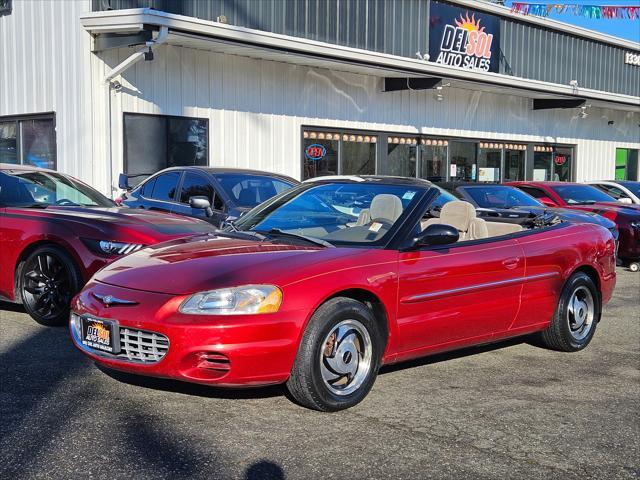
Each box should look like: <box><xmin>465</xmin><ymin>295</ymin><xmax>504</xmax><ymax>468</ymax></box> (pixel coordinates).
<box><xmin>179</xmin><ymin>285</ymin><xmax>283</xmax><ymax>315</ymax></box>
<box><xmin>82</xmin><ymin>239</ymin><xmax>145</xmax><ymax>255</ymax></box>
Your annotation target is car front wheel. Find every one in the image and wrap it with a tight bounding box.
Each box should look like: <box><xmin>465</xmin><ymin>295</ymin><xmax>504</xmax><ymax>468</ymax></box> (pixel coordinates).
<box><xmin>286</xmin><ymin>297</ymin><xmax>384</xmax><ymax>411</ymax></box>
<box><xmin>19</xmin><ymin>245</ymin><xmax>82</xmax><ymax>326</ymax></box>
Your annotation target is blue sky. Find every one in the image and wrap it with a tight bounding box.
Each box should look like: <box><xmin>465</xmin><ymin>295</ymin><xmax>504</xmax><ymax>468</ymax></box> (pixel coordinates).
<box><xmin>501</xmin><ymin>1</ymin><xmax>640</xmax><ymax>42</ymax></box>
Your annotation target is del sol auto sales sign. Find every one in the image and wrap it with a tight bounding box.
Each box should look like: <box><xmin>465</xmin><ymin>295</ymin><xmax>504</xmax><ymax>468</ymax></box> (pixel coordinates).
<box><xmin>428</xmin><ymin>1</ymin><xmax>501</xmax><ymax>73</ymax></box>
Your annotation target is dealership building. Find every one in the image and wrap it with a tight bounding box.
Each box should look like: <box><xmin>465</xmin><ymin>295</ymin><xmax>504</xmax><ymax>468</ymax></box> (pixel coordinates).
<box><xmin>1</xmin><ymin>0</ymin><xmax>639</xmax><ymax>197</ymax></box>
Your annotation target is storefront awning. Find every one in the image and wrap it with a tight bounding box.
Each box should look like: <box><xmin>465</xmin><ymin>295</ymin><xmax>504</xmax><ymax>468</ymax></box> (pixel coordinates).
<box><xmin>81</xmin><ymin>8</ymin><xmax>640</xmax><ymax>113</ymax></box>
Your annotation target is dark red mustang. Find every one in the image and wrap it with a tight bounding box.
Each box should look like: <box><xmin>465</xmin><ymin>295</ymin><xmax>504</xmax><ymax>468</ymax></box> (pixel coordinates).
<box><xmin>507</xmin><ymin>181</ymin><xmax>640</xmax><ymax>270</ymax></box>
<box><xmin>71</xmin><ymin>177</ymin><xmax>616</xmax><ymax>411</ymax></box>
<box><xmin>0</xmin><ymin>164</ymin><xmax>215</xmax><ymax>325</ymax></box>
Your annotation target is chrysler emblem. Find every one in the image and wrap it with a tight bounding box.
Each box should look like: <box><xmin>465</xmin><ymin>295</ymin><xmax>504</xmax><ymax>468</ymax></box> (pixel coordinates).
<box><xmin>93</xmin><ymin>292</ymin><xmax>138</xmax><ymax>307</ymax></box>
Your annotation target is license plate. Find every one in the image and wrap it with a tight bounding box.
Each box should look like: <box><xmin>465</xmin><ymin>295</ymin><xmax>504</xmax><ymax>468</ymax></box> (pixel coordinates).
<box><xmin>81</xmin><ymin>317</ymin><xmax>119</xmax><ymax>354</ymax></box>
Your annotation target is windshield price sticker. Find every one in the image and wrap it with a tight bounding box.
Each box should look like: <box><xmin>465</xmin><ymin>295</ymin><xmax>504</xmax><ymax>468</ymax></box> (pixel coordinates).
<box><xmin>403</xmin><ymin>191</ymin><xmax>416</xmax><ymax>200</ymax></box>
<box><xmin>369</xmin><ymin>222</ymin><xmax>383</xmax><ymax>232</ymax></box>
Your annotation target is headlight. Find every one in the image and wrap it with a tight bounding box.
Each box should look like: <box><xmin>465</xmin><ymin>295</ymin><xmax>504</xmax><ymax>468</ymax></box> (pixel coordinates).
<box><xmin>82</xmin><ymin>239</ymin><xmax>144</xmax><ymax>255</ymax></box>
<box><xmin>179</xmin><ymin>285</ymin><xmax>282</xmax><ymax>315</ymax></box>
<box><xmin>630</xmin><ymin>221</ymin><xmax>640</xmax><ymax>230</ymax></box>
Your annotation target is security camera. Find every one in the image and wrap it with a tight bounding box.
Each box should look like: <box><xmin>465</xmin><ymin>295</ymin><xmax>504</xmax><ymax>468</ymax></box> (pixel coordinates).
<box><xmin>569</xmin><ymin>80</ymin><xmax>579</xmax><ymax>87</ymax></box>
<box><xmin>110</xmin><ymin>80</ymin><xmax>122</xmax><ymax>91</ymax></box>
<box><xmin>415</xmin><ymin>51</ymin><xmax>424</xmax><ymax>61</ymax></box>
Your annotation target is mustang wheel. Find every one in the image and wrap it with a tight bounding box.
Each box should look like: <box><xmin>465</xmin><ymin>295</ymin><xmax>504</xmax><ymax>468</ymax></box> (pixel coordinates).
<box><xmin>539</xmin><ymin>272</ymin><xmax>600</xmax><ymax>352</ymax></box>
<box><xmin>19</xmin><ymin>245</ymin><xmax>82</xmax><ymax>326</ymax></box>
<box><xmin>286</xmin><ymin>297</ymin><xmax>384</xmax><ymax>411</ymax></box>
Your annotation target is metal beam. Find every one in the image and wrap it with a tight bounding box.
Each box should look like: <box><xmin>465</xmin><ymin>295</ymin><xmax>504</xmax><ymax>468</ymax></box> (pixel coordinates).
<box><xmin>533</xmin><ymin>98</ymin><xmax>587</xmax><ymax>110</ymax></box>
<box><xmin>384</xmin><ymin>77</ymin><xmax>442</xmax><ymax>92</ymax></box>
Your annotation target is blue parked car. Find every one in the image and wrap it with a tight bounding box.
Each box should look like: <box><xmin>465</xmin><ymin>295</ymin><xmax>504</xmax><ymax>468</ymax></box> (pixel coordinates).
<box><xmin>118</xmin><ymin>167</ymin><xmax>299</xmax><ymax>226</ymax></box>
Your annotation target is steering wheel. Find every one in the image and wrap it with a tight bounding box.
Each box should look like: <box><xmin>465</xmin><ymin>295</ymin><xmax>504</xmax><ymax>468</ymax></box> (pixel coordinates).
<box><xmin>54</xmin><ymin>198</ymin><xmax>77</xmax><ymax>206</ymax></box>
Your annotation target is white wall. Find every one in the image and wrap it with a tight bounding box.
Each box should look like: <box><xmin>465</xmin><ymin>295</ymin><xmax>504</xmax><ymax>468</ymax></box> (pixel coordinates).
<box><xmin>0</xmin><ymin>0</ymin><xmax>95</xmax><ymax>183</ymax></box>
<box><xmin>103</xmin><ymin>43</ymin><xmax>640</xmax><ymax>192</ymax></box>
<box><xmin>2</xmin><ymin>1</ymin><xmax>638</xmax><ymax>197</ymax></box>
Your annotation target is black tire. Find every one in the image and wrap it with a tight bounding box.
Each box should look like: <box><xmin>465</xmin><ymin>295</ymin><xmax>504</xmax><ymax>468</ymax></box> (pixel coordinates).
<box><xmin>286</xmin><ymin>297</ymin><xmax>384</xmax><ymax>411</ymax></box>
<box><xmin>19</xmin><ymin>245</ymin><xmax>83</xmax><ymax>326</ymax></box>
<box><xmin>539</xmin><ymin>272</ymin><xmax>600</xmax><ymax>352</ymax></box>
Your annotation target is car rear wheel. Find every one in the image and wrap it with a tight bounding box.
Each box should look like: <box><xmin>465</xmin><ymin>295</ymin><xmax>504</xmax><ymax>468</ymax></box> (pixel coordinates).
<box><xmin>286</xmin><ymin>297</ymin><xmax>384</xmax><ymax>411</ymax></box>
<box><xmin>19</xmin><ymin>245</ymin><xmax>82</xmax><ymax>326</ymax></box>
<box><xmin>539</xmin><ymin>272</ymin><xmax>600</xmax><ymax>352</ymax></box>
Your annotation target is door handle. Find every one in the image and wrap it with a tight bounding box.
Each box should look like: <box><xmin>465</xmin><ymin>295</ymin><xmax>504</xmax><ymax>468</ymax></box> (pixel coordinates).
<box><xmin>503</xmin><ymin>257</ymin><xmax>521</xmax><ymax>269</ymax></box>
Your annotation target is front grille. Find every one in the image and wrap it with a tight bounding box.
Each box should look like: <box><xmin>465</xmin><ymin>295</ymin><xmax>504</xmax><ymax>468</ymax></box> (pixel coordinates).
<box><xmin>117</xmin><ymin>327</ymin><xmax>169</xmax><ymax>364</ymax></box>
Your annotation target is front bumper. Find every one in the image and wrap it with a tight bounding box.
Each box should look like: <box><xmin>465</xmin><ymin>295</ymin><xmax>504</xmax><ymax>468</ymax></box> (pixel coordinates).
<box><xmin>70</xmin><ymin>281</ymin><xmax>305</xmax><ymax>387</ymax></box>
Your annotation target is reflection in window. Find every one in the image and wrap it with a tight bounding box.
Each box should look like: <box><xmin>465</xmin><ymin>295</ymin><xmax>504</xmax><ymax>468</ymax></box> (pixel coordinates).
<box><xmin>533</xmin><ymin>146</ymin><xmax>553</xmax><ymax>181</ymax></box>
<box><xmin>124</xmin><ymin>114</ymin><xmax>208</xmax><ymax>178</ymax></box>
<box><xmin>553</xmin><ymin>147</ymin><xmax>572</xmax><ymax>182</ymax></box>
<box><xmin>383</xmin><ymin>137</ymin><xmax>416</xmax><ymax>177</ymax></box>
<box><xmin>449</xmin><ymin>141</ymin><xmax>477</xmax><ymax>181</ymax></box>
<box><xmin>0</xmin><ymin>122</ymin><xmax>17</xmax><ymax>164</ymax></box>
<box><xmin>419</xmin><ymin>140</ymin><xmax>447</xmax><ymax>182</ymax></box>
<box><xmin>302</xmin><ymin>132</ymin><xmax>339</xmax><ymax>180</ymax></box>
<box><xmin>0</xmin><ymin>116</ymin><xmax>56</xmax><ymax>169</ymax></box>
<box><xmin>342</xmin><ymin>134</ymin><xmax>376</xmax><ymax>175</ymax></box>
<box><xmin>477</xmin><ymin>143</ymin><xmax>502</xmax><ymax>182</ymax></box>
<box><xmin>504</xmin><ymin>147</ymin><xmax>526</xmax><ymax>181</ymax></box>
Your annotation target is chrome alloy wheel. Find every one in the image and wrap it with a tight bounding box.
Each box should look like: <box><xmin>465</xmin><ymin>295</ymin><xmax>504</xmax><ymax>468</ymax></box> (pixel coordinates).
<box><xmin>320</xmin><ymin>319</ymin><xmax>373</xmax><ymax>396</ymax></box>
<box><xmin>567</xmin><ymin>285</ymin><xmax>595</xmax><ymax>341</ymax></box>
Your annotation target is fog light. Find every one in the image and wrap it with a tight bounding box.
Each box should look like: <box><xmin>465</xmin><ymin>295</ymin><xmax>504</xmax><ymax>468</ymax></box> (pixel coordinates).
<box><xmin>197</xmin><ymin>352</ymin><xmax>231</xmax><ymax>372</ymax></box>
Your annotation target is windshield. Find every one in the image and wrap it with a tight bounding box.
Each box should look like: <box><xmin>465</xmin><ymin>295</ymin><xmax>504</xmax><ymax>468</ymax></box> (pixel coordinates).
<box><xmin>551</xmin><ymin>185</ymin><xmax>616</xmax><ymax>205</ymax></box>
<box><xmin>215</xmin><ymin>174</ymin><xmax>295</xmax><ymax>208</ymax></box>
<box><xmin>618</xmin><ymin>182</ymin><xmax>640</xmax><ymax>197</ymax></box>
<box><xmin>463</xmin><ymin>186</ymin><xmax>541</xmax><ymax>208</ymax></box>
<box><xmin>0</xmin><ymin>171</ymin><xmax>114</xmax><ymax>207</ymax></box>
<box><xmin>234</xmin><ymin>182</ymin><xmax>424</xmax><ymax>245</ymax></box>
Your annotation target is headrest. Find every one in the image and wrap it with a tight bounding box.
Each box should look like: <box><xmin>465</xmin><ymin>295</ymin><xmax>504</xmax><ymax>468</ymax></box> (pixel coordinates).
<box><xmin>440</xmin><ymin>201</ymin><xmax>476</xmax><ymax>232</ymax></box>
<box><xmin>370</xmin><ymin>194</ymin><xmax>403</xmax><ymax>223</ymax></box>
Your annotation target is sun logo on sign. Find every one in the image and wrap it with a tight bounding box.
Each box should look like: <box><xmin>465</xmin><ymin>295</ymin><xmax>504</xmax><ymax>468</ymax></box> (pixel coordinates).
<box><xmin>454</xmin><ymin>12</ymin><xmax>484</xmax><ymax>32</ymax></box>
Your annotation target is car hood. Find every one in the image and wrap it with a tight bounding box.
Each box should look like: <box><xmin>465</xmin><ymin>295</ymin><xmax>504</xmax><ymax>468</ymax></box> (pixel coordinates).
<box><xmin>12</xmin><ymin>206</ymin><xmax>216</xmax><ymax>243</ymax></box>
<box><xmin>92</xmin><ymin>234</ymin><xmax>355</xmax><ymax>295</ymax></box>
<box><xmin>563</xmin><ymin>202</ymin><xmax>640</xmax><ymax>217</ymax></box>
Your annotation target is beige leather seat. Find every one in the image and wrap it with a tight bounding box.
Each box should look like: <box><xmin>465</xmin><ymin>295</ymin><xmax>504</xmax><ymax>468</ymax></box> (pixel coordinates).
<box><xmin>485</xmin><ymin>222</ymin><xmax>524</xmax><ymax>237</ymax></box>
<box><xmin>422</xmin><ymin>201</ymin><xmax>488</xmax><ymax>241</ymax></box>
<box><xmin>356</xmin><ymin>194</ymin><xmax>404</xmax><ymax>225</ymax></box>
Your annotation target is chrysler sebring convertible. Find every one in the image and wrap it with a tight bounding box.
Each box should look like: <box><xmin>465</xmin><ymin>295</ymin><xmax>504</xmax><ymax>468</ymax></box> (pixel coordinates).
<box><xmin>71</xmin><ymin>177</ymin><xmax>617</xmax><ymax>411</ymax></box>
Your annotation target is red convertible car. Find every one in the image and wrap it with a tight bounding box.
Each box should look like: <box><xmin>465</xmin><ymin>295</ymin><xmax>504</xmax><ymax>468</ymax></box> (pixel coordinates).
<box><xmin>0</xmin><ymin>164</ymin><xmax>215</xmax><ymax>325</ymax></box>
<box><xmin>507</xmin><ymin>181</ymin><xmax>640</xmax><ymax>271</ymax></box>
<box><xmin>71</xmin><ymin>177</ymin><xmax>616</xmax><ymax>411</ymax></box>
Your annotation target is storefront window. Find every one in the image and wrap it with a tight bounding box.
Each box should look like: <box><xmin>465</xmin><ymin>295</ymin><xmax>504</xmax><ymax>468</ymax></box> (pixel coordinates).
<box><xmin>449</xmin><ymin>141</ymin><xmax>477</xmax><ymax>181</ymax></box>
<box><xmin>533</xmin><ymin>146</ymin><xmax>553</xmax><ymax>181</ymax></box>
<box><xmin>0</xmin><ymin>115</ymin><xmax>56</xmax><ymax>169</ymax></box>
<box><xmin>418</xmin><ymin>140</ymin><xmax>448</xmax><ymax>182</ymax></box>
<box><xmin>615</xmin><ymin>148</ymin><xmax>639</xmax><ymax>181</ymax></box>
<box><xmin>504</xmin><ymin>146</ymin><xmax>526</xmax><ymax>181</ymax></box>
<box><xmin>342</xmin><ymin>134</ymin><xmax>376</xmax><ymax>175</ymax></box>
<box><xmin>553</xmin><ymin>147</ymin><xmax>572</xmax><ymax>182</ymax></box>
<box><xmin>477</xmin><ymin>143</ymin><xmax>502</xmax><ymax>182</ymax></box>
<box><xmin>382</xmin><ymin>137</ymin><xmax>417</xmax><ymax>177</ymax></box>
<box><xmin>0</xmin><ymin>122</ymin><xmax>17</xmax><ymax>164</ymax></box>
<box><xmin>124</xmin><ymin>113</ymin><xmax>208</xmax><ymax>179</ymax></box>
<box><xmin>302</xmin><ymin>132</ymin><xmax>339</xmax><ymax>180</ymax></box>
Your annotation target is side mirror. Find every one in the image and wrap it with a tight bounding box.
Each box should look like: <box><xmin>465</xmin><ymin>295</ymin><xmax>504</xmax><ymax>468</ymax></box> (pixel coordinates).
<box><xmin>539</xmin><ymin>197</ymin><xmax>556</xmax><ymax>207</ymax></box>
<box><xmin>618</xmin><ymin>197</ymin><xmax>632</xmax><ymax>204</ymax></box>
<box><xmin>118</xmin><ymin>173</ymin><xmax>131</xmax><ymax>191</ymax></box>
<box><xmin>189</xmin><ymin>196</ymin><xmax>213</xmax><ymax>217</ymax></box>
<box><xmin>410</xmin><ymin>224</ymin><xmax>459</xmax><ymax>248</ymax></box>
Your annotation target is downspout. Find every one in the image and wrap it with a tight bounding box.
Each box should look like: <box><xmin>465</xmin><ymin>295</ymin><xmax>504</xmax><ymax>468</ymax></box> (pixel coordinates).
<box><xmin>103</xmin><ymin>26</ymin><xmax>169</xmax><ymax>197</ymax></box>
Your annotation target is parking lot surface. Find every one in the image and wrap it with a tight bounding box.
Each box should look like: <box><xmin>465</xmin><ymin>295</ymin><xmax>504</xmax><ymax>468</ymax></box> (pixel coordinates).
<box><xmin>1</xmin><ymin>270</ymin><xmax>638</xmax><ymax>480</ymax></box>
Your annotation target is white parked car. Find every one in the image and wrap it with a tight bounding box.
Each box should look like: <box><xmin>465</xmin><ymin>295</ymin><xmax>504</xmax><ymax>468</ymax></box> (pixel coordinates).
<box><xmin>587</xmin><ymin>181</ymin><xmax>640</xmax><ymax>205</ymax></box>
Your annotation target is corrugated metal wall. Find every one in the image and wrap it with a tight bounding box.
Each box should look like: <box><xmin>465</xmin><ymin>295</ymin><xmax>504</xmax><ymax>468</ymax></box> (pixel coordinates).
<box><xmin>94</xmin><ymin>0</ymin><xmax>431</xmax><ymax>58</ymax></box>
<box><xmin>500</xmin><ymin>19</ymin><xmax>640</xmax><ymax>97</ymax></box>
<box><xmin>0</xmin><ymin>0</ymin><xmax>96</xmax><ymax>183</ymax></box>
<box><xmin>103</xmin><ymin>43</ymin><xmax>639</xmax><ymax>186</ymax></box>
<box><xmin>94</xmin><ymin>0</ymin><xmax>639</xmax><ymax>97</ymax></box>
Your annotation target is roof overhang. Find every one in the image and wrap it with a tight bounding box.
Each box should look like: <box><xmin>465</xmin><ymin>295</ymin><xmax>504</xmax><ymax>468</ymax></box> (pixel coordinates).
<box><xmin>81</xmin><ymin>8</ymin><xmax>640</xmax><ymax>113</ymax></box>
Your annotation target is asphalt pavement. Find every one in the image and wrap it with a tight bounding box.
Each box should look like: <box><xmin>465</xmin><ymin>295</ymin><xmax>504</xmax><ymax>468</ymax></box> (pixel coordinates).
<box><xmin>1</xmin><ymin>270</ymin><xmax>638</xmax><ymax>480</ymax></box>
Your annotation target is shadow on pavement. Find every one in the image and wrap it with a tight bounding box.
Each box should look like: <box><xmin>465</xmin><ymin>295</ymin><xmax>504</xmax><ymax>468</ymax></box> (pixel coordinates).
<box><xmin>100</xmin><ymin>366</ymin><xmax>285</xmax><ymax>400</ymax></box>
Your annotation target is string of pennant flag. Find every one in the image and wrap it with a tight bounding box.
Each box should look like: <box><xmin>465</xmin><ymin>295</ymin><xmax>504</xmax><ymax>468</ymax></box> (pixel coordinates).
<box><xmin>511</xmin><ymin>3</ymin><xmax>640</xmax><ymax>19</ymax></box>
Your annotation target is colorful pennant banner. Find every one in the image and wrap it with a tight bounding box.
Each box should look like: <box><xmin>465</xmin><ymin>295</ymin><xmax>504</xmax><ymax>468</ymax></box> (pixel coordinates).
<box><xmin>511</xmin><ymin>3</ymin><xmax>640</xmax><ymax>19</ymax></box>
